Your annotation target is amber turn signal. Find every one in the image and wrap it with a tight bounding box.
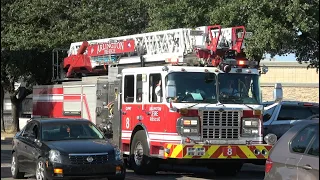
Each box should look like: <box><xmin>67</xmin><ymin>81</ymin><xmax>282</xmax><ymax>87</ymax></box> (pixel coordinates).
<box><xmin>54</xmin><ymin>168</ymin><xmax>63</xmax><ymax>174</ymax></box>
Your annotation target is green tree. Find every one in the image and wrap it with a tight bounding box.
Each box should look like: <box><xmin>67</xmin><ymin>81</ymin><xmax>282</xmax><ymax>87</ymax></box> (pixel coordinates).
<box><xmin>207</xmin><ymin>0</ymin><xmax>319</xmax><ymax>68</ymax></box>
<box><xmin>145</xmin><ymin>0</ymin><xmax>215</xmax><ymax>31</ymax></box>
<box><xmin>1</xmin><ymin>0</ymin><xmax>150</xmax><ymax>132</ymax></box>
<box><xmin>1</xmin><ymin>49</ymin><xmax>52</xmax><ymax>132</ymax></box>
<box><xmin>144</xmin><ymin>0</ymin><xmax>318</xmax><ymax>69</ymax></box>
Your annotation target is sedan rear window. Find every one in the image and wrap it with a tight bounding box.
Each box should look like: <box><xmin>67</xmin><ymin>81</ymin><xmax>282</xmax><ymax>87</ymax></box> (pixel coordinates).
<box><xmin>290</xmin><ymin>125</ymin><xmax>318</xmax><ymax>154</ymax></box>
<box><xmin>277</xmin><ymin>105</ymin><xmax>319</xmax><ymax>120</ymax></box>
<box><xmin>307</xmin><ymin>134</ymin><xmax>319</xmax><ymax>157</ymax></box>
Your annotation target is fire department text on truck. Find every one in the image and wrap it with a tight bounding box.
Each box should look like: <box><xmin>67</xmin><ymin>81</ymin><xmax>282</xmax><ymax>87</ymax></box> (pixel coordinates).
<box><xmin>125</xmin><ymin>106</ymin><xmax>161</xmax><ymax>122</ymax></box>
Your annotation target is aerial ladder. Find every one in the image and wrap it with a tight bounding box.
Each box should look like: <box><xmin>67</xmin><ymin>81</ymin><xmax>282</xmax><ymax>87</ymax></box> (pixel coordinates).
<box><xmin>52</xmin><ymin>25</ymin><xmax>257</xmax><ymax>81</ymax></box>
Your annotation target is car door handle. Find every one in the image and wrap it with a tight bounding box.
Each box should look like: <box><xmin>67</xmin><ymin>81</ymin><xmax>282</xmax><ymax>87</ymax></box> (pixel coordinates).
<box><xmin>302</xmin><ymin>164</ymin><xmax>313</xmax><ymax>170</ymax></box>
<box><xmin>24</xmin><ymin>146</ymin><xmax>27</xmax><ymax>149</ymax></box>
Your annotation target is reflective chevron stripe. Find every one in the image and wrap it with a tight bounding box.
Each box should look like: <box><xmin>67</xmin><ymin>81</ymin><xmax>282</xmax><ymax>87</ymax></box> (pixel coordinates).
<box><xmin>164</xmin><ymin>144</ymin><xmax>272</xmax><ymax>159</ymax></box>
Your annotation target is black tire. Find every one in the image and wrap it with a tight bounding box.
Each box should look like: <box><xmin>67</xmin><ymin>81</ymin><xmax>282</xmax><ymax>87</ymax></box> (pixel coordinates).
<box><xmin>130</xmin><ymin>130</ymin><xmax>158</xmax><ymax>175</ymax></box>
<box><xmin>11</xmin><ymin>152</ymin><xmax>25</xmax><ymax>179</ymax></box>
<box><xmin>213</xmin><ymin>162</ymin><xmax>243</xmax><ymax>177</ymax></box>
<box><xmin>123</xmin><ymin>157</ymin><xmax>133</xmax><ymax>170</ymax></box>
<box><xmin>35</xmin><ymin>158</ymin><xmax>49</xmax><ymax>180</ymax></box>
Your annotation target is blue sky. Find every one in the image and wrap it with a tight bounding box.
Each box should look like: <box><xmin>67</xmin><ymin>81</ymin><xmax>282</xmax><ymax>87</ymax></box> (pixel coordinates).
<box><xmin>264</xmin><ymin>53</ymin><xmax>296</xmax><ymax>61</ymax></box>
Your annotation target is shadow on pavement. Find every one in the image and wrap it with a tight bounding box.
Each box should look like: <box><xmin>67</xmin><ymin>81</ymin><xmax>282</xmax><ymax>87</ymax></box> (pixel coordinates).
<box><xmin>125</xmin><ymin>164</ymin><xmax>265</xmax><ymax>180</ymax></box>
<box><xmin>1</xmin><ymin>166</ymin><xmax>265</xmax><ymax>180</ymax></box>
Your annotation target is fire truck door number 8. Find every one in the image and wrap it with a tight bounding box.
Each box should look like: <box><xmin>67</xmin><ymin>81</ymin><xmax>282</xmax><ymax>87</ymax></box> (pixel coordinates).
<box><xmin>222</xmin><ymin>147</ymin><xmax>236</xmax><ymax>156</ymax></box>
<box><xmin>125</xmin><ymin>117</ymin><xmax>130</xmax><ymax>129</ymax></box>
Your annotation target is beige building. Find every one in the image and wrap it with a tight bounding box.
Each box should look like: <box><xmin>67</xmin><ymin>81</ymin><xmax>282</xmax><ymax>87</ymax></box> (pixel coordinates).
<box><xmin>259</xmin><ymin>61</ymin><xmax>319</xmax><ymax>103</ymax></box>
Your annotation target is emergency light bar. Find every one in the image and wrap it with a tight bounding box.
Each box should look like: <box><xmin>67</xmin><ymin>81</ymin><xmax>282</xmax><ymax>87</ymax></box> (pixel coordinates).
<box><xmin>223</xmin><ymin>59</ymin><xmax>258</xmax><ymax>67</ymax></box>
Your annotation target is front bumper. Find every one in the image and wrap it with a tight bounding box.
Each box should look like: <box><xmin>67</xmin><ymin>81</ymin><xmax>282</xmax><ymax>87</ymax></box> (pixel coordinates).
<box><xmin>45</xmin><ymin>161</ymin><xmax>125</xmax><ymax>179</ymax></box>
<box><xmin>164</xmin><ymin>144</ymin><xmax>272</xmax><ymax>159</ymax></box>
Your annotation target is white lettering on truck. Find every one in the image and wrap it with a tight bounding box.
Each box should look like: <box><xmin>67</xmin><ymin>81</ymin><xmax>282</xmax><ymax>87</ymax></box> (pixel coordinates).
<box><xmin>149</xmin><ymin>107</ymin><xmax>161</xmax><ymax>122</ymax></box>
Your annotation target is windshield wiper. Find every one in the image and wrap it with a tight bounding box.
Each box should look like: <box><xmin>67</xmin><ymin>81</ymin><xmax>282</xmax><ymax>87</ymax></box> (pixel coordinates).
<box><xmin>185</xmin><ymin>99</ymin><xmax>216</xmax><ymax>108</ymax></box>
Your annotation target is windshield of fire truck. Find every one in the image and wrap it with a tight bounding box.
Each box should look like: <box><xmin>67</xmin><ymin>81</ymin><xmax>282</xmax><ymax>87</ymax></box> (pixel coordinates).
<box><xmin>165</xmin><ymin>72</ymin><xmax>217</xmax><ymax>103</ymax></box>
<box><xmin>218</xmin><ymin>73</ymin><xmax>261</xmax><ymax>104</ymax></box>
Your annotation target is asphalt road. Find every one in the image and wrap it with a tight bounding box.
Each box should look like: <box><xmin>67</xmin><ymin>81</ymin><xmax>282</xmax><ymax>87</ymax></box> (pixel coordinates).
<box><xmin>1</xmin><ymin>139</ymin><xmax>265</xmax><ymax>180</ymax></box>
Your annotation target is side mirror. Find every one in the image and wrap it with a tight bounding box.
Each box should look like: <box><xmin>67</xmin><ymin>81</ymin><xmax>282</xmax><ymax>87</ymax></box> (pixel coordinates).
<box><xmin>273</xmin><ymin>83</ymin><xmax>283</xmax><ymax>101</ymax></box>
<box><xmin>166</xmin><ymin>80</ymin><xmax>176</xmax><ymax>99</ymax></box>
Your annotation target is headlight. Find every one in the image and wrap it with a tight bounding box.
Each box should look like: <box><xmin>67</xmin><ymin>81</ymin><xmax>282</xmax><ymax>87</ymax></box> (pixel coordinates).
<box><xmin>183</xmin><ymin>128</ymin><xmax>198</xmax><ymax>133</ymax></box>
<box><xmin>242</xmin><ymin>128</ymin><xmax>259</xmax><ymax>134</ymax></box>
<box><xmin>49</xmin><ymin>150</ymin><xmax>62</xmax><ymax>163</ymax></box>
<box><xmin>243</xmin><ymin>118</ymin><xmax>259</xmax><ymax>127</ymax></box>
<box><xmin>242</xmin><ymin>118</ymin><xmax>260</xmax><ymax>136</ymax></box>
<box><xmin>176</xmin><ymin>117</ymin><xmax>199</xmax><ymax>136</ymax></box>
<box><xmin>114</xmin><ymin>148</ymin><xmax>121</xmax><ymax>161</ymax></box>
<box><xmin>183</xmin><ymin>120</ymin><xmax>198</xmax><ymax>126</ymax></box>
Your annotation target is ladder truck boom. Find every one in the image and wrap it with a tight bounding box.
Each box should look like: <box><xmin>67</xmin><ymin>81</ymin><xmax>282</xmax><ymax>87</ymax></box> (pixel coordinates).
<box><xmin>56</xmin><ymin>25</ymin><xmax>254</xmax><ymax>79</ymax></box>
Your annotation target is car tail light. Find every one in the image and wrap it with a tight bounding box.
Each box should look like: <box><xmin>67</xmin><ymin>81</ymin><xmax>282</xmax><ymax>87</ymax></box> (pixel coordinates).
<box><xmin>265</xmin><ymin>157</ymin><xmax>273</xmax><ymax>173</ymax></box>
<box><xmin>298</xmin><ymin>102</ymin><xmax>314</xmax><ymax>106</ymax></box>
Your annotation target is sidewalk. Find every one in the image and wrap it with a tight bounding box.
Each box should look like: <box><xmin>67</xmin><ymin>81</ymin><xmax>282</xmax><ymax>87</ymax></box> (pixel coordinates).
<box><xmin>1</xmin><ymin>132</ymin><xmax>15</xmax><ymax>140</ymax></box>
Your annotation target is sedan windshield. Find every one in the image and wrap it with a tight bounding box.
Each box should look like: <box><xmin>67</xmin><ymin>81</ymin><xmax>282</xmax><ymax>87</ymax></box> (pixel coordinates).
<box><xmin>41</xmin><ymin>121</ymin><xmax>104</xmax><ymax>141</ymax></box>
<box><xmin>218</xmin><ymin>73</ymin><xmax>261</xmax><ymax>104</ymax></box>
<box><xmin>165</xmin><ymin>72</ymin><xmax>217</xmax><ymax>103</ymax></box>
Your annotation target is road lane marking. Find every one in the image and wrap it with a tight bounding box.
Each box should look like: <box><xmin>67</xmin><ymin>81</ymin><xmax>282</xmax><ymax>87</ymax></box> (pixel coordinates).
<box><xmin>1</xmin><ymin>163</ymin><xmax>11</xmax><ymax>168</ymax></box>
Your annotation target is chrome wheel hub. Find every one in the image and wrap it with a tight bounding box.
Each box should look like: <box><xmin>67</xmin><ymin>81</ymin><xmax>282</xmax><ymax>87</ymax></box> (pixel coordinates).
<box><xmin>134</xmin><ymin>142</ymin><xmax>143</xmax><ymax>166</ymax></box>
<box><xmin>36</xmin><ymin>161</ymin><xmax>45</xmax><ymax>180</ymax></box>
<box><xmin>11</xmin><ymin>156</ymin><xmax>16</xmax><ymax>175</ymax></box>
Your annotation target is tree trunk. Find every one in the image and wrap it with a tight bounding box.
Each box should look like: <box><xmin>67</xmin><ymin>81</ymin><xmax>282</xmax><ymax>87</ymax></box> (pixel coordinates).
<box><xmin>10</xmin><ymin>96</ymin><xmax>21</xmax><ymax>132</ymax></box>
<box><xmin>1</xmin><ymin>84</ymin><xmax>5</xmax><ymax>132</ymax></box>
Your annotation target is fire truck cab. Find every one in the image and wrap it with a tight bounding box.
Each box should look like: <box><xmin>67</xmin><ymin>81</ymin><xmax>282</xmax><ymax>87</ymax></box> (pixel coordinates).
<box><xmin>33</xmin><ymin>24</ymin><xmax>278</xmax><ymax>176</ymax></box>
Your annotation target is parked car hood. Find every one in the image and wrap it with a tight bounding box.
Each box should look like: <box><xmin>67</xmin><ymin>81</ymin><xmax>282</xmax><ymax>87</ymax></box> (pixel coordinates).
<box><xmin>44</xmin><ymin>139</ymin><xmax>115</xmax><ymax>154</ymax></box>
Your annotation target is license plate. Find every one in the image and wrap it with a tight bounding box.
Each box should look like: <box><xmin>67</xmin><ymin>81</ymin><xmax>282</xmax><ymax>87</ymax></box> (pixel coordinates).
<box><xmin>222</xmin><ymin>147</ymin><xmax>237</xmax><ymax>156</ymax></box>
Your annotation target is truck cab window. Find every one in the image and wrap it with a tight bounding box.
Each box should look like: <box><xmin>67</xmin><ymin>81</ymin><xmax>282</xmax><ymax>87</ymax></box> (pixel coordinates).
<box><xmin>149</xmin><ymin>74</ymin><xmax>162</xmax><ymax>103</ymax></box>
<box><xmin>124</xmin><ymin>75</ymin><xmax>134</xmax><ymax>102</ymax></box>
<box><xmin>136</xmin><ymin>74</ymin><xmax>143</xmax><ymax>102</ymax></box>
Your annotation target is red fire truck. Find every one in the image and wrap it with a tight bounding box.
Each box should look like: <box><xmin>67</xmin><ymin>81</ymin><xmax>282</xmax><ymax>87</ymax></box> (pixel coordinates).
<box><xmin>32</xmin><ymin>25</ymin><xmax>277</xmax><ymax>176</ymax></box>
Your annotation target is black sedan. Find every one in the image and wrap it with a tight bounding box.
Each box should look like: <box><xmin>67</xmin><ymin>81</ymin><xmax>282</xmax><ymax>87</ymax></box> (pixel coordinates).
<box><xmin>11</xmin><ymin>118</ymin><xmax>125</xmax><ymax>180</ymax></box>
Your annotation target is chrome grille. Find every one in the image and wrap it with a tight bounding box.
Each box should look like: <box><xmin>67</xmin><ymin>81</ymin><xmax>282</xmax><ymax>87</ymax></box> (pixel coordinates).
<box><xmin>69</xmin><ymin>153</ymin><xmax>111</xmax><ymax>164</ymax></box>
<box><xmin>201</xmin><ymin>110</ymin><xmax>241</xmax><ymax>139</ymax></box>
